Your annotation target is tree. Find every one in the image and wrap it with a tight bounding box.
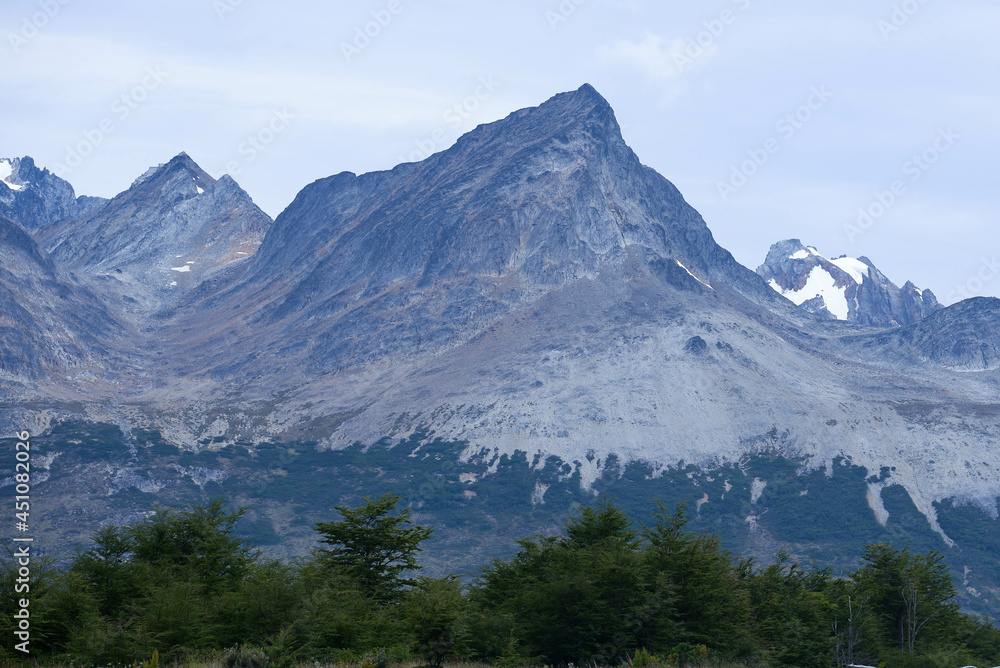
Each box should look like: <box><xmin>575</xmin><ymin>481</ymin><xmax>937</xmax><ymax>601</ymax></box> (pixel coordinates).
<box><xmin>745</xmin><ymin>550</ymin><xmax>836</xmax><ymax>667</ymax></box>
<box><xmin>642</xmin><ymin>502</ymin><xmax>752</xmax><ymax>656</ymax></box>
<box><xmin>404</xmin><ymin>576</ymin><xmax>469</xmax><ymax>667</ymax></box>
<box><xmin>472</xmin><ymin>500</ymin><xmax>655</xmax><ymax>665</ymax></box>
<box><xmin>832</xmin><ymin>588</ymin><xmax>873</xmax><ymax>668</ymax></box>
<box><xmin>130</xmin><ymin>497</ymin><xmax>258</xmax><ymax>594</ymax></box>
<box><xmin>70</xmin><ymin>524</ymin><xmax>141</xmax><ymax>619</ymax></box>
<box><xmin>900</xmin><ymin>551</ymin><xmax>958</xmax><ymax>652</ymax></box>
<box><xmin>314</xmin><ymin>493</ymin><xmax>433</xmax><ymax>602</ymax></box>
<box><xmin>852</xmin><ymin>544</ymin><xmax>958</xmax><ymax>653</ymax></box>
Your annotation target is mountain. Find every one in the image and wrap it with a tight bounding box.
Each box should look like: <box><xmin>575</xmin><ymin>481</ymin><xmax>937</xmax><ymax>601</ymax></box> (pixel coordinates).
<box><xmin>134</xmin><ymin>86</ymin><xmax>998</xmax><ymax>545</ymax></box>
<box><xmin>0</xmin><ymin>156</ymin><xmax>106</xmax><ymax>230</ymax></box>
<box><xmin>757</xmin><ymin>239</ymin><xmax>942</xmax><ymax>326</ymax></box>
<box><xmin>3</xmin><ymin>86</ymin><xmax>1000</xmax><ymax>616</ymax></box>
<box><xmin>160</xmin><ymin>84</ymin><xmax>787</xmax><ymax>379</ymax></box>
<box><xmin>38</xmin><ymin>152</ymin><xmax>272</xmax><ymax>313</ymax></box>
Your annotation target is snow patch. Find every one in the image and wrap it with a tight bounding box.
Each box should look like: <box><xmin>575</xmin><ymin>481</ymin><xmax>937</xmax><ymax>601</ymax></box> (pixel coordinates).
<box><xmin>771</xmin><ymin>266</ymin><xmax>850</xmax><ymax>320</ymax></box>
<box><xmin>750</xmin><ymin>478</ymin><xmax>767</xmax><ymax>504</ymax></box>
<box><xmin>675</xmin><ymin>260</ymin><xmax>713</xmax><ymax>290</ymax></box>
<box><xmin>831</xmin><ymin>256</ymin><xmax>869</xmax><ymax>284</ymax></box>
<box><xmin>0</xmin><ymin>160</ymin><xmax>24</xmax><ymax>191</ymax></box>
<box><xmin>171</xmin><ymin>265</ymin><xmax>191</xmax><ymax>273</ymax></box>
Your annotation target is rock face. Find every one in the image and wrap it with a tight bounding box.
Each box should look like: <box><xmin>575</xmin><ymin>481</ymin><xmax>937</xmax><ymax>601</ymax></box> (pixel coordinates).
<box><xmin>0</xmin><ymin>215</ymin><xmax>128</xmax><ymax>389</ymax></box>
<box><xmin>0</xmin><ymin>157</ymin><xmax>106</xmax><ymax>230</ymax></box>
<box><xmin>38</xmin><ymin>152</ymin><xmax>272</xmax><ymax>313</ymax></box>
<box><xmin>757</xmin><ymin>239</ymin><xmax>942</xmax><ymax>326</ymax></box>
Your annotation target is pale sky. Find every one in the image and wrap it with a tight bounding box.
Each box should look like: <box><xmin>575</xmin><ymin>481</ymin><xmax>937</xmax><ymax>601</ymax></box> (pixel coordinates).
<box><xmin>2</xmin><ymin>0</ymin><xmax>998</xmax><ymax>303</ymax></box>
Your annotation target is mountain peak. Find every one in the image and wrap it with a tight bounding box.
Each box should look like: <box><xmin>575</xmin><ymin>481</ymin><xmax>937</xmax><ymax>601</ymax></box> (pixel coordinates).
<box><xmin>758</xmin><ymin>239</ymin><xmax>941</xmax><ymax>327</ymax></box>
<box><xmin>530</xmin><ymin>83</ymin><xmax>620</xmax><ymax>136</ymax></box>
<box><xmin>131</xmin><ymin>152</ymin><xmax>214</xmax><ymax>191</ymax></box>
<box><xmin>549</xmin><ymin>83</ymin><xmax>613</xmax><ymax>111</ymax></box>
<box><xmin>0</xmin><ymin>156</ymin><xmax>106</xmax><ymax>230</ymax></box>
<box><xmin>38</xmin><ymin>151</ymin><xmax>270</xmax><ymax>307</ymax></box>
<box><xmin>430</xmin><ymin>84</ymin><xmax>624</xmax><ymax>170</ymax></box>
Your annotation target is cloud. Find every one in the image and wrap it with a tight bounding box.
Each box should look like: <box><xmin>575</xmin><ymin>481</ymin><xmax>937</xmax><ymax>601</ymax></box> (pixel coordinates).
<box><xmin>0</xmin><ymin>33</ymin><xmax>457</xmax><ymax>130</ymax></box>
<box><xmin>597</xmin><ymin>33</ymin><xmax>701</xmax><ymax>82</ymax></box>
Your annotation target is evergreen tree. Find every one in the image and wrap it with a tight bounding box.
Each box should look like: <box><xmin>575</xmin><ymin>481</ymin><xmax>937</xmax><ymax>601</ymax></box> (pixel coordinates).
<box><xmin>852</xmin><ymin>544</ymin><xmax>958</xmax><ymax>653</ymax></box>
<box><xmin>642</xmin><ymin>502</ymin><xmax>753</xmax><ymax>656</ymax></box>
<box><xmin>314</xmin><ymin>493</ymin><xmax>433</xmax><ymax>602</ymax></box>
<box><xmin>130</xmin><ymin>497</ymin><xmax>258</xmax><ymax>594</ymax></box>
<box><xmin>474</xmin><ymin>500</ymin><xmax>665</xmax><ymax>665</ymax></box>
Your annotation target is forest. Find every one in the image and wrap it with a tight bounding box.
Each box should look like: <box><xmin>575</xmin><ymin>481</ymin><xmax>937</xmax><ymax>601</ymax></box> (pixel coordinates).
<box><xmin>3</xmin><ymin>494</ymin><xmax>1000</xmax><ymax>668</ymax></box>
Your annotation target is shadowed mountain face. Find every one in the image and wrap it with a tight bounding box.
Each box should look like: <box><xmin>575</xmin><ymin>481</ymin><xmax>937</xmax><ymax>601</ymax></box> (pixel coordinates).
<box><xmin>0</xmin><ymin>215</ymin><xmax>129</xmax><ymax>389</ymax></box>
<box><xmin>0</xmin><ymin>157</ymin><xmax>106</xmax><ymax>230</ymax></box>
<box><xmin>758</xmin><ymin>239</ymin><xmax>942</xmax><ymax>326</ymax></box>
<box><xmin>2</xmin><ymin>86</ymin><xmax>1000</xmax><ymax>612</ymax></box>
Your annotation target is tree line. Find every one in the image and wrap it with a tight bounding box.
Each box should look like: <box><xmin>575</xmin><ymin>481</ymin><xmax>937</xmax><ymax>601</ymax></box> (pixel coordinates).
<box><xmin>2</xmin><ymin>494</ymin><xmax>1000</xmax><ymax>667</ymax></box>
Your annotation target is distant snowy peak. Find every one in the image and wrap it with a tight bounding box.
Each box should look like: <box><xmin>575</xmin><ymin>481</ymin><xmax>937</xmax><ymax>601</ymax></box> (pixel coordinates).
<box><xmin>0</xmin><ymin>156</ymin><xmax>107</xmax><ymax>230</ymax></box>
<box><xmin>757</xmin><ymin>239</ymin><xmax>941</xmax><ymax>328</ymax></box>
<box><xmin>0</xmin><ymin>158</ymin><xmax>27</xmax><ymax>191</ymax></box>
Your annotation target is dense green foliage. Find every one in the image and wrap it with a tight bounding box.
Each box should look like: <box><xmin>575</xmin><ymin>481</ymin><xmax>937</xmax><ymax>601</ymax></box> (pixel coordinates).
<box><xmin>2</xmin><ymin>495</ymin><xmax>1000</xmax><ymax>667</ymax></box>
